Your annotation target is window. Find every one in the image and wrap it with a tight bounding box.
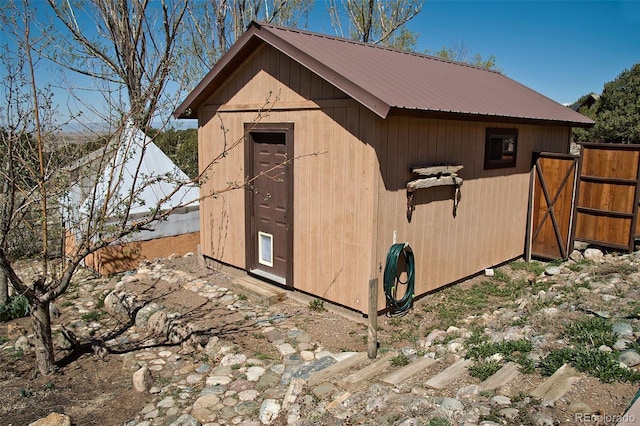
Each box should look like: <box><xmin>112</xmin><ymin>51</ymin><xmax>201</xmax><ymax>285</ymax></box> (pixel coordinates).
<box><xmin>484</xmin><ymin>128</ymin><xmax>518</xmax><ymax>169</ymax></box>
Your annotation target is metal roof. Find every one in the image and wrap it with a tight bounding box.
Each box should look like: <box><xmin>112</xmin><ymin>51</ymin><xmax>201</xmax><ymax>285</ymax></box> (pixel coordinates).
<box><xmin>175</xmin><ymin>22</ymin><xmax>594</xmax><ymax>127</ymax></box>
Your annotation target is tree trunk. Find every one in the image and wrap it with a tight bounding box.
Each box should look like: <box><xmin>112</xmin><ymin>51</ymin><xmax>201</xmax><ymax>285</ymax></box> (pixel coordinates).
<box><xmin>31</xmin><ymin>299</ymin><xmax>55</xmax><ymax>375</ymax></box>
<box><xmin>0</xmin><ymin>271</ymin><xmax>8</xmax><ymax>305</ymax></box>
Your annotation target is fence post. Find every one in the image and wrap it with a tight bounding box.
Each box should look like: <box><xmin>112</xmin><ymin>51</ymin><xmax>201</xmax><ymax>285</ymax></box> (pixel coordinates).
<box><xmin>368</xmin><ymin>278</ymin><xmax>378</xmax><ymax>359</ymax></box>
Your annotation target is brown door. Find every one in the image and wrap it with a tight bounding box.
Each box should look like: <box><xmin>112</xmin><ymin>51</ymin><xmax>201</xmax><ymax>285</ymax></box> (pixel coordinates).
<box><xmin>245</xmin><ymin>124</ymin><xmax>293</xmax><ymax>286</ymax></box>
<box><xmin>526</xmin><ymin>152</ymin><xmax>579</xmax><ymax>260</ymax></box>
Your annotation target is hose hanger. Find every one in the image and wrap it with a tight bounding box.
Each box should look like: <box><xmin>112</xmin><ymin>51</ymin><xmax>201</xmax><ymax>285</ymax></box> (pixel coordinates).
<box><xmin>383</xmin><ymin>243</ymin><xmax>415</xmax><ymax>317</ymax></box>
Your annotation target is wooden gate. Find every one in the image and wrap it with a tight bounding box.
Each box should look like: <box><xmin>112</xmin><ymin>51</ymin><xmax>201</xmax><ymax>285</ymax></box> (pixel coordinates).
<box><xmin>527</xmin><ymin>152</ymin><xmax>580</xmax><ymax>260</ymax></box>
<box><xmin>574</xmin><ymin>143</ymin><xmax>640</xmax><ymax>252</ymax></box>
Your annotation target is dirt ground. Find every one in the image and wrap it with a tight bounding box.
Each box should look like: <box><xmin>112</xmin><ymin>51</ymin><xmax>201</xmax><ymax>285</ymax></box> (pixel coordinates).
<box><xmin>1</xmin><ymin>255</ymin><xmax>639</xmax><ymax>425</ymax></box>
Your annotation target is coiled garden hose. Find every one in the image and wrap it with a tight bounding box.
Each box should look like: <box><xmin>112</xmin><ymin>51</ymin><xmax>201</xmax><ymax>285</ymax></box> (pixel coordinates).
<box><xmin>383</xmin><ymin>243</ymin><xmax>415</xmax><ymax>316</ymax></box>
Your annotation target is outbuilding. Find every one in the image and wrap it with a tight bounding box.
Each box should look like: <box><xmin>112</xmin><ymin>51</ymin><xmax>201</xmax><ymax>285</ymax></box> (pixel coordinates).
<box><xmin>175</xmin><ymin>22</ymin><xmax>593</xmax><ymax>314</ymax></box>
<box><xmin>63</xmin><ymin>125</ymin><xmax>200</xmax><ymax>276</ymax></box>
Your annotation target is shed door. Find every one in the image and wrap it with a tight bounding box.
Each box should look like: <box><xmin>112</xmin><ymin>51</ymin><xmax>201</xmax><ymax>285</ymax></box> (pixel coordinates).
<box><xmin>245</xmin><ymin>124</ymin><xmax>294</xmax><ymax>286</ymax></box>
<box><xmin>526</xmin><ymin>152</ymin><xmax>579</xmax><ymax>260</ymax></box>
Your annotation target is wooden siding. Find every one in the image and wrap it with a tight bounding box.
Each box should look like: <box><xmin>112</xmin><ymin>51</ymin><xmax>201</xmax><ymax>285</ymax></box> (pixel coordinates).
<box><xmin>371</xmin><ymin>119</ymin><xmax>570</xmax><ymax>309</ymax></box>
<box><xmin>199</xmin><ymin>45</ymin><xmax>377</xmax><ymax>312</ymax></box>
<box><xmin>196</xmin><ymin>39</ymin><xmax>573</xmax><ymax>313</ymax></box>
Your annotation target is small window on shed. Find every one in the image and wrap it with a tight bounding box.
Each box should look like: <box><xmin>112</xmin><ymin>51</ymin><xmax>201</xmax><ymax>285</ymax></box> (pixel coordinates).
<box><xmin>484</xmin><ymin>128</ymin><xmax>518</xmax><ymax>169</ymax></box>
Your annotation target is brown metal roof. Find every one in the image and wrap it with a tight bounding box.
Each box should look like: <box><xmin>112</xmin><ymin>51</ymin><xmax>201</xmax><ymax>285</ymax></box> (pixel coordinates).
<box><xmin>175</xmin><ymin>22</ymin><xmax>594</xmax><ymax>127</ymax></box>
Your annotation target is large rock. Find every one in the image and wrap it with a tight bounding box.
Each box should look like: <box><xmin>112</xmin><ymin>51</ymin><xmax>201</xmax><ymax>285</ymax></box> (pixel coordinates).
<box><xmin>135</xmin><ymin>302</ymin><xmax>162</xmax><ymax>328</ymax></box>
<box><xmin>259</xmin><ymin>399</ymin><xmax>281</xmax><ymax>424</ymax></box>
<box><xmin>28</xmin><ymin>413</ymin><xmax>71</xmax><ymax>426</ymax></box>
<box><xmin>147</xmin><ymin>310</ymin><xmax>168</xmax><ymax>335</ymax></box>
<box><xmin>132</xmin><ymin>366</ymin><xmax>153</xmax><ymax>392</ymax></box>
<box><xmin>583</xmin><ymin>248</ymin><xmax>604</xmax><ymax>263</ymax></box>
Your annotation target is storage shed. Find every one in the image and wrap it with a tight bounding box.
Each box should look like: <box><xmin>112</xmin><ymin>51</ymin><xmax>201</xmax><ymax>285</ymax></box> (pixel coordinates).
<box><xmin>175</xmin><ymin>22</ymin><xmax>593</xmax><ymax>314</ymax></box>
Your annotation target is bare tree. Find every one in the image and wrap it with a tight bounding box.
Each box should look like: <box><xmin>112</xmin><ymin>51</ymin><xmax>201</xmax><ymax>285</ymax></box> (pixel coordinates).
<box><xmin>180</xmin><ymin>0</ymin><xmax>314</xmax><ymax>87</ymax></box>
<box><xmin>0</xmin><ymin>0</ymin><xmax>313</xmax><ymax>376</ymax></box>
<box><xmin>431</xmin><ymin>40</ymin><xmax>501</xmax><ymax>72</ymax></box>
<box><xmin>44</xmin><ymin>0</ymin><xmax>189</xmax><ymax>128</ymax></box>
<box><xmin>0</xmin><ymin>0</ymin><xmax>197</xmax><ymax>375</ymax></box>
<box><xmin>327</xmin><ymin>0</ymin><xmax>422</xmax><ymax>50</ymax></box>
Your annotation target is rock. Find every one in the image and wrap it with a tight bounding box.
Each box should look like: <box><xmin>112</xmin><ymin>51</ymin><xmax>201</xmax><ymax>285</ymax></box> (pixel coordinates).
<box><xmin>447</xmin><ymin>342</ymin><xmax>465</xmax><ymax>352</ymax></box>
<box><xmin>235</xmin><ymin>400</ymin><xmax>260</xmax><ymax>416</ymax></box>
<box><xmin>584</xmin><ymin>248</ymin><xmax>604</xmax><ymax>262</ymax></box>
<box><xmin>28</xmin><ymin>413</ymin><xmax>71</xmax><ymax>426</ymax></box>
<box><xmin>457</xmin><ymin>385</ymin><xmax>480</xmax><ymax>401</ymax></box>
<box><xmin>168</xmin><ymin>414</ymin><xmax>201</xmax><ymax>426</ymax></box>
<box><xmin>186</xmin><ymin>374</ymin><xmax>203</xmax><ymax>384</ymax></box>
<box><xmin>485</xmin><ymin>268</ymin><xmax>495</xmax><ymax>277</ymax></box>
<box><xmin>220</xmin><ymin>353</ymin><xmax>247</xmax><ymax>366</ymax></box>
<box><xmin>531</xmin><ymin>412</ymin><xmax>554</xmax><ymax>426</ymax></box>
<box><xmin>264</xmin><ymin>328</ymin><xmax>285</xmax><ymax>342</ymax></box>
<box><xmin>614</xmin><ymin>339</ymin><xmax>630</xmax><ymax>351</ymax></box>
<box><xmin>620</xmin><ymin>350</ymin><xmax>640</xmax><ymax>367</ymax></box>
<box><xmin>568</xmin><ymin>401</ymin><xmax>593</xmax><ymax>414</ymax></box>
<box><xmin>574</xmin><ymin>241</ymin><xmax>589</xmax><ymax>251</ymax></box>
<box><xmin>132</xmin><ymin>366</ymin><xmax>153</xmax><ymax>392</ymax></box>
<box><xmin>53</xmin><ymin>332</ymin><xmax>73</xmax><ymax>350</ymax></box>
<box><xmin>121</xmin><ymin>353</ymin><xmax>141</xmax><ymax>372</ymax></box>
<box><xmin>366</xmin><ymin>395</ymin><xmax>387</xmax><ymax>413</ymax></box>
<box><xmin>238</xmin><ymin>389</ymin><xmax>259</xmax><ymax>401</ymax></box>
<box><xmin>135</xmin><ymin>302</ymin><xmax>162</xmax><ymax>328</ymax></box>
<box><xmin>425</xmin><ymin>329</ymin><xmax>447</xmax><ymax>346</ymax></box>
<box><xmin>259</xmin><ymin>399</ymin><xmax>281</xmax><ymax>424</ymax></box>
<box><xmin>540</xmin><ymin>307</ymin><xmax>559</xmax><ymax>316</ymax></box>
<box><xmin>206</xmin><ymin>375</ymin><xmax>232</xmax><ymax>386</ymax></box>
<box><xmin>276</xmin><ymin>343</ymin><xmax>296</xmax><ymax>356</ymax></box>
<box><xmin>157</xmin><ymin>396</ymin><xmax>175</xmax><ymax>408</ymax></box>
<box><xmin>545</xmin><ymin>266</ymin><xmax>561</xmax><ymax>276</ymax></box>
<box><xmin>103</xmin><ymin>292</ymin><xmax>126</xmax><ymax>316</ymax></box>
<box><xmin>598</xmin><ymin>345</ymin><xmax>613</xmax><ymax>352</ymax></box>
<box><xmin>195</xmin><ymin>363</ymin><xmax>211</xmax><ymax>374</ymax></box>
<box><xmin>498</xmin><ymin>407</ymin><xmax>519</xmax><ymax>421</ymax></box>
<box><xmin>247</xmin><ymin>366</ymin><xmax>266</xmax><ymax>381</ymax></box>
<box><xmin>312</xmin><ymin>383</ymin><xmax>335</xmax><ymax>400</ymax></box>
<box><xmin>613</xmin><ymin>322</ymin><xmax>634</xmax><ymax>338</ymax></box>
<box><xmin>569</xmin><ymin>250</ymin><xmax>584</xmax><ymax>262</ymax></box>
<box><xmin>440</xmin><ymin>397</ymin><xmax>464</xmax><ymax>414</ymax></box>
<box><xmin>490</xmin><ymin>395</ymin><xmax>511</xmax><ymax>406</ymax></box>
<box><xmin>147</xmin><ymin>310</ymin><xmax>168</xmax><ymax>335</ymax></box>
<box><xmin>15</xmin><ymin>335</ymin><xmax>30</xmax><ymax>352</ymax></box>
<box><xmin>300</xmin><ymin>350</ymin><xmax>315</xmax><ymax>361</ymax></box>
<box><xmin>193</xmin><ymin>394</ymin><xmax>221</xmax><ymax>409</ymax></box>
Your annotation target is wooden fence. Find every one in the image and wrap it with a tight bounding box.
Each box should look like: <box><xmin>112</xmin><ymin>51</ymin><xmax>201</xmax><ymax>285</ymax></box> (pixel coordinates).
<box><xmin>574</xmin><ymin>143</ymin><xmax>640</xmax><ymax>252</ymax></box>
<box><xmin>528</xmin><ymin>143</ymin><xmax>640</xmax><ymax>259</ymax></box>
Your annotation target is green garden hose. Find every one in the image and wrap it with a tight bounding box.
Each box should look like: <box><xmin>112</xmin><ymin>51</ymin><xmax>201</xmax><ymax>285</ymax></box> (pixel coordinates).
<box><xmin>383</xmin><ymin>243</ymin><xmax>415</xmax><ymax>316</ymax></box>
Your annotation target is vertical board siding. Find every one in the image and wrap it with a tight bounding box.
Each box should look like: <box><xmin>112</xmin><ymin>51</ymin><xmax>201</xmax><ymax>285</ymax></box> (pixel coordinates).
<box><xmin>196</xmin><ymin>39</ymin><xmax>574</xmax><ymax>313</ymax></box>
<box><xmin>373</xmin><ymin>119</ymin><xmax>570</xmax><ymax>309</ymax></box>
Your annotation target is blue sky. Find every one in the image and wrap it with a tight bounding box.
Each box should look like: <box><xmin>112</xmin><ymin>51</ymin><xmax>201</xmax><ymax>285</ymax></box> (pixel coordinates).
<box><xmin>3</xmin><ymin>1</ymin><xmax>638</xmax><ymax>129</ymax></box>
<box><xmin>311</xmin><ymin>0</ymin><xmax>640</xmax><ymax>106</ymax></box>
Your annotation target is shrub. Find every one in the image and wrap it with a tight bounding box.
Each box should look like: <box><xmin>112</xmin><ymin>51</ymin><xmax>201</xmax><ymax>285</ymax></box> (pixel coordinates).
<box><xmin>0</xmin><ymin>295</ymin><xmax>30</xmax><ymax>322</ymax></box>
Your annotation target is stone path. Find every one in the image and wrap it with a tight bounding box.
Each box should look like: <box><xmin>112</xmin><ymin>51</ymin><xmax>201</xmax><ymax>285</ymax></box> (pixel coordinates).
<box><xmin>26</xmin><ymin>246</ymin><xmax>640</xmax><ymax>425</ymax></box>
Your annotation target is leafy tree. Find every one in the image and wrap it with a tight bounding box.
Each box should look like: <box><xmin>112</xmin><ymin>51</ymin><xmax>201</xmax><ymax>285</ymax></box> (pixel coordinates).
<box><xmin>571</xmin><ymin>93</ymin><xmax>598</xmax><ymax>142</ymax></box>
<box><xmin>590</xmin><ymin>63</ymin><xmax>640</xmax><ymax>144</ymax></box>
<box><xmin>150</xmin><ymin>127</ymin><xmax>199</xmax><ymax>180</ymax></box>
<box><xmin>327</xmin><ymin>0</ymin><xmax>423</xmax><ymax>50</ymax></box>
